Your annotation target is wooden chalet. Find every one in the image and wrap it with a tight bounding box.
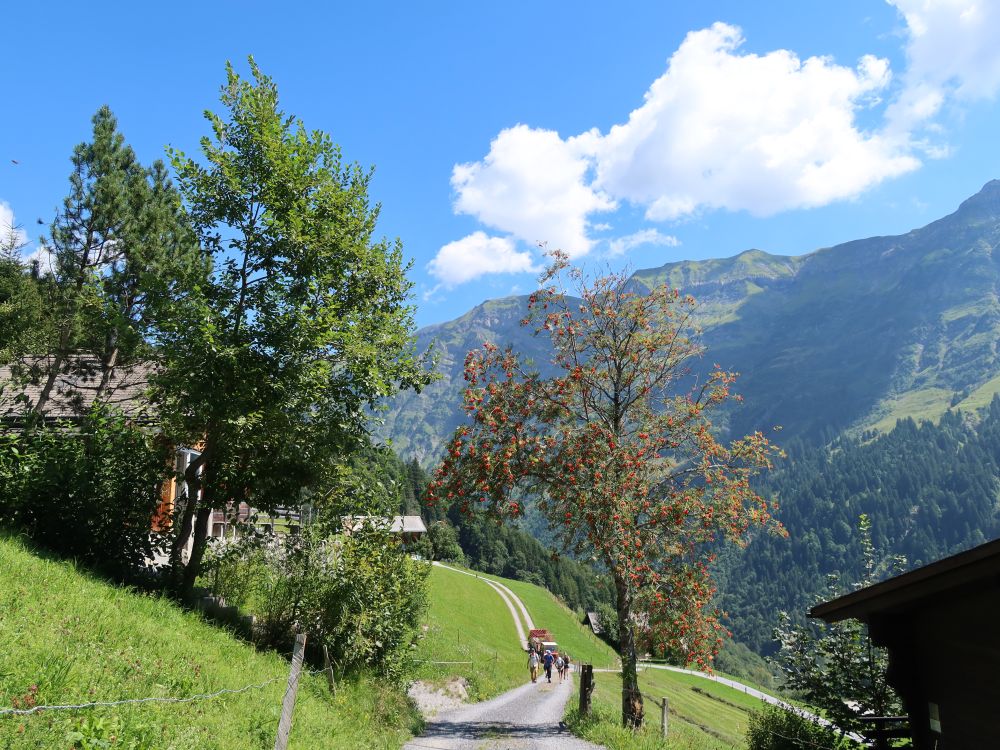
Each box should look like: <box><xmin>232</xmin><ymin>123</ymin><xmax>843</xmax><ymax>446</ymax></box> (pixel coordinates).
<box><xmin>811</xmin><ymin>537</ymin><xmax>1000</xmax><ymax>750</ymax></box>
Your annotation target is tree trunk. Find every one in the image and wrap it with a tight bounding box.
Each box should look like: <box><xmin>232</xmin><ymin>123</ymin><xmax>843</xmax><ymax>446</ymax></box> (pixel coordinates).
<box><xmin>615</xmin><ymin>572</ymin><xmax>644</xmax><ymax>729</ymax></box>
<box><xmin>168</xmin><ymin>449</ymin><xmax>208</xmax><ymax>594</ymax></box>
<box><xmin>31</xmin><ymin>350</ymin><xmax>65</xmax><ymax>417</ymax></box>
<box><xmin>94</xmin><ymin>340</ymin><xmax>119</xmax><ymax>405</ymax></box>
<box><xmin>182</xmin><ymin>504</ymin><xmax>212</xmax><ymax>597</ymax></box>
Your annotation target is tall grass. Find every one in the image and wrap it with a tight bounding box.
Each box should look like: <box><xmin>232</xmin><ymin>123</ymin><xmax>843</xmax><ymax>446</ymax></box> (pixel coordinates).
<box><xmin>0</xmin><ymin>534</ymin><xmax>421</xmax><ymax>749</ymax></box>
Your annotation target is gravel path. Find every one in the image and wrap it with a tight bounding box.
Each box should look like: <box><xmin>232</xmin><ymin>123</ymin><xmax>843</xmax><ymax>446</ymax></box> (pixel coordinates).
<box><xmin>403</xmin><ymin>673</ymin><xmax>605</xmax><ymax>750</ymax></box>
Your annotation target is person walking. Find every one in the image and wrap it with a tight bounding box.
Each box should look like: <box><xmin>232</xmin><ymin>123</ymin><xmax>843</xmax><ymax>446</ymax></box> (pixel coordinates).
<box><xmin>555</xmin><ymin>653</ymin><xmax>565</xmax><ymax>683</ymax></box>
<box><xmin>543</xmin><ymin>649</ymin><xmax>554</xmax><ymax>683</ymax></box>
<box><xmin>527</xmin><ymin>648</ymin><xmax>540</xmax><ymax>683</ymax></box>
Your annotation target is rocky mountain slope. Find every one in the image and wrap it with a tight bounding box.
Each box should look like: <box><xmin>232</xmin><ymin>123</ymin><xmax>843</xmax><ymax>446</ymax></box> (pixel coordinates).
<box><xmin>382</xmin><ymin>181</ymin><xmax>1000</xmax><ymax>466</ymax></box>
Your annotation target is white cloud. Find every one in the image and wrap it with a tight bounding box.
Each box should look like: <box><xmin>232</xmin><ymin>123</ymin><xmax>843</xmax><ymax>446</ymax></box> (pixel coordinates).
<box><xmin>886</xmin><ymin>1</ymin><xmax>1000</xmax><ymax>135</ymax></box>
<box><xmin>438</xmin><ymin>12</ymin><xmax>1000</xmax><ymax>286</ymax></box>
<box><xmin>0</xmin><ymin>201</ymin><xmax>29</xmax><ymax>255</ymax></box>
<box><xmin>595</xmin><ymin>23</ymin><xmax>916</xmax><ymax>219</ymax></box>
<box><xmin>608</xmin><ymin>228</ymin><xmax>680</xmax><ymax>257</ymax></box>
<box><xmin>451</xmin><ymin>125</ymin><xmax>615</xmax><ymax>257</ymax></box>
<box><xmin>22</xmin><ymin>242</ymin><xmax>57</xmax><ymax>275</ymax></box>
<box><xmin>427</xmin><ymin>231</ymin><xmax>539</xmax><ymax>288</ymax></box>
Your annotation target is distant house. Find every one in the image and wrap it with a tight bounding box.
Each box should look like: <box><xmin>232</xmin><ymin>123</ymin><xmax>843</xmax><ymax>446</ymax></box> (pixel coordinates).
<box><xmin>341</xmin><ymin>515</ymin><xmax>428</xmax><ymax>544</ymax></box>
<box><xmin>584</xmin><ymin>611</ymin><xmax>602</xmax><ymax>635</ymax></box>
<box><xmin>811</xmin><ymin>537</ymin><xmax>1000</xmax><ymax>750</ymax></box>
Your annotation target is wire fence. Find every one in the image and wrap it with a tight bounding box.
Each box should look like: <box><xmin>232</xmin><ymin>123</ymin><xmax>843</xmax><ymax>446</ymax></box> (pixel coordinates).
<box><xmin>0</xmin><ymin>668</ymin><xmax>328</xmax><ymax>718</ymax></box>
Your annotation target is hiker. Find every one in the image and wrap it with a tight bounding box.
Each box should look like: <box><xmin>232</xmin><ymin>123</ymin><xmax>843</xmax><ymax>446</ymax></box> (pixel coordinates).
<box><xmin>555</xmin><ymin>653</ymin><xmax>565</xmax><ymax>682</ymax></box>
<box><xmin>563</xmin><ymin>653</ymin><xmax>571</xmax><ymax>675</ymax></box>
<box><xmin>527</xmin><ymin>648</ymin><xmax>540</xmax><ymax>683</ymax></box>
<box><xmin>543</xmin><ymin>649</ymin><xmax>554</xmax><ymax>683</ymax></box>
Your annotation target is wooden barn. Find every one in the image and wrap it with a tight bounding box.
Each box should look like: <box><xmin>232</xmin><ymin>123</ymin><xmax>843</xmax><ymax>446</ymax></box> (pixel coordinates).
<box><xmin>811</xmin><ymin>537</ymin><xmax>1000</xmax><ymax>749</ymax></box>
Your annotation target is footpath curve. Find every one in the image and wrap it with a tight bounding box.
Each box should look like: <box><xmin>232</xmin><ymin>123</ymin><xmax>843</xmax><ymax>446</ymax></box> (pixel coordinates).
<box><xmin>432</xmin><ymin>562</ymin><xmax>531</xmax><ymax>650</ymax></box>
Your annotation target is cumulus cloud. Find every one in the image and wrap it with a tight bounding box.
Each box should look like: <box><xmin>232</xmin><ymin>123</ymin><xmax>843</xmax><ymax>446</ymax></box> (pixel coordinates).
<box><xmin>427</xmin><ymin>231</ymin><xmax>539</xmax><ymax>288</ymax></box>
<box><xmin>595</xmin><ymin>23</ymin><xmax>916</xmax><ymax>219</ymax></box>
<box><xmin>608</xmin><ymin>228</ymin><xmax>680</xmax><ymax>257</ymax></box>
<box><xmin>0</xmin><ymin>201</ymin><xmax>29</xmax><ymax>254</ymax></box>
<box><xmin>886</xmin><ymin>0</ymin><xmax>1000</xmax><ymax>135</ymax></box>
<box><xmin>437</xmin><ymin>10</ymin><xmax>999</xmax><ymax>286</ymax></box>
<box><xmin>451</xmin><ymin>125</ymin><xmax>615</xmax><ymax>257</ymax></box>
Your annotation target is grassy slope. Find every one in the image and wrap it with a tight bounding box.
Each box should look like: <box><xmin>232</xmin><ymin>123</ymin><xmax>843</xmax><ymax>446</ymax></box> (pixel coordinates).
<box><xmin>0</xmin><ymin>535</ymin><xmax>420</xmax><ymax>750</ymax></box>
<box><xmin>477</xmin><ymin>573</ymin><xmax>618</xmax><ymax>668</ymax></box>
<box><xmin>410</xmin><ymin>565</ymin><xmax>525</xmax><ymax>700</ymax></box>
<box><xmin>428</xmin><ymin>564</ymin><xmax>786</xmax><ymax>748</ymax></box>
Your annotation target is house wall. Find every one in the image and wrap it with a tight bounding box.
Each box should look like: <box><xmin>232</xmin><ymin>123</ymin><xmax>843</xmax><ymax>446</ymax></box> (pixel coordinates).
<box><xmin>875</xmin><ymin>584</ymin><xmax>1000</xmax><ymax>750</ymax></box>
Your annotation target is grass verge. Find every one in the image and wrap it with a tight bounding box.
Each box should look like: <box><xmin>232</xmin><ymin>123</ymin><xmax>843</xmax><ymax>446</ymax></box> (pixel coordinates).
<box><xmin>0</xmin><ymin>533</ymin><xmax>421</xmax><ymax>749</ymax></box>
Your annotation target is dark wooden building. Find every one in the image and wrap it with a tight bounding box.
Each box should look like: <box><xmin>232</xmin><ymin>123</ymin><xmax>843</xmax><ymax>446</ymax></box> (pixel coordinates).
<box><xmin>810</xmin><ymin>538</ymin><xmax>1000</xmax><ymax>750</ymax></box>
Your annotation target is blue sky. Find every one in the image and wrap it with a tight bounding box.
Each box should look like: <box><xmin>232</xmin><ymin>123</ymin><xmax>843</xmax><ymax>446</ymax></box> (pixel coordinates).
<box><xmin>3</xmin><ymin>1</ymin><xmax>1000</xmax><ymax>326</ymax></box>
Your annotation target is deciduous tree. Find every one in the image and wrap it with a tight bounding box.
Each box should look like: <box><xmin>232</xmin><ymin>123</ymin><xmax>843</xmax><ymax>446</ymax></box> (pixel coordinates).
<box><xmin>162</xmin><ymin>59</ymin><xmax>432</xmax><ymax>595</ymax></box>
<box><xmin>428</xmin><ymin>254</ymin><xmax>782</xmax><ymax>728</ymax></box>
<box><xmin>773</xmin><ymin>515</ymin><xmax>904</xmax><ymax>735</ymax></box>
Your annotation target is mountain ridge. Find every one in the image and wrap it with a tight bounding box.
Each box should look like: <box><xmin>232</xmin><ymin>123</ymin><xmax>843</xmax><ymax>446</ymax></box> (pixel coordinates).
<box><xmin>383</xmin><ymin>181</ymin><xmax>1000</xmax><ymax>466</ymax></box>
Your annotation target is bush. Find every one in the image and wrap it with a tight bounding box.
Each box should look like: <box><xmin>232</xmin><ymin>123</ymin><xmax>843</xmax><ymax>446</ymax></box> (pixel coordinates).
<box><xmin>746</xmin><ymin>705</ymin><xmax>855</xmax><ymax>750</ymax></box>
<box><xmin>208</xmin><ymin>524</ymin><xmax>429</xmax><ymax>677</ymax></box>
<box><xmin>0</xmin><ymin>408</ymin><xmax>169</xmax><ymax>578</ymax></box>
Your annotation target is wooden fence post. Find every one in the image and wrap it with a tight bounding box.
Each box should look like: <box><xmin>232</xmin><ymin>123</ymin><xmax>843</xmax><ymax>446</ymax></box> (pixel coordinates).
<box><xmin>322</xmin><ymin>644</ymin><xmax>336</xmax><ymax>695</ymax></box>
<box><xmin>274</xmin><ymin>633</ymin><xmax>307</xmax><ymax>750</ymax></box>
<box><xmin>659</xmin><ymin>696</ymin><xmax>669</xmax><ymax>738</ymax></box>
<box><xmin>578</xmin><ymin>664</ymin><xmax>594</xmax><ymax>717</ymax></box>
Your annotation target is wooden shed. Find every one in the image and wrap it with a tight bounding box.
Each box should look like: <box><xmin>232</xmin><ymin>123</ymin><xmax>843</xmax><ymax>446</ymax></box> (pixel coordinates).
<box><xmin>810</xmin><ymin>537</ymin><xmax>1000</xmax><ymax>750</ymax></box>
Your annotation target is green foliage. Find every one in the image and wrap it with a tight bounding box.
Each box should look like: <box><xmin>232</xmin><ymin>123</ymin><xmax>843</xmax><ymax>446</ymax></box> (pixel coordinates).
<box><xmin>0</xmin><ymin>407</ymin><xmax>169</xmax><ymax>578</ymax></box>
<box><xmin>717</xmin><ymin>403</ymin><xmax>1000</xmax><ymax>654</ymax></box>
<box><xmin>0</xmin><ymin>534</ymin><xmax>422</xmax><ymax>749</ymax></box>
<box><xmin>425</xmin><ymin>521</ymin><xmax>464</xmax><ymax>562</ymax></box>
<box><xmin>594</xmin><ymin>601</ymin><xmax>621</xmax><ymax>649</ymax></box>
<box><xmin>66</xmin><ymin>716</ymin><xmax>158</xmax><ymax>750</ymax></box>
<box><xmin>771</xmin><ymin>516</ymin><xmax>903</xmax><ymax>735</ymax></box>
<box><xmin>745</xmin><ymin>705</ymin><xmax>854</xmax><ymax>750</ymax></box>
<box><xmin>22</xmin><ymin>106</ymin><xmax>201</xmax><ymax>417</ymax></box>
<box><xmin>0</xmin><ymin>230</ymin><xmax>47</xmax><ymax>367</ymax></box>
<box><xmin>207</xmin><ymin>525</ymin><xmax>429</xmax><ymax>678</ymax></box>
<box><xmin>161</xmin><ymin>58</ymin><xmax>431</xmax><ymax>592</ymax></box>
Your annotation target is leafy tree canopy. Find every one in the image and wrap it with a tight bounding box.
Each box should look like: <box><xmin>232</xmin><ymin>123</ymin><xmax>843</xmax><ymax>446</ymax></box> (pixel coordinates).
<box><xmin>161</xmin><ymin>58</ymin><xmax>433</xmax><ymax>593</ymax></box>
<box><xmin>429</xmin><ymin>254</ymin><xmax>782</xmax><ymax>728</ymax></box>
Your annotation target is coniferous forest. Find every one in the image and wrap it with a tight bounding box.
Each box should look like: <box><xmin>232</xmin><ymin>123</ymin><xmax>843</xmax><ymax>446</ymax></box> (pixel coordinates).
<box><xmin>716</xmin><ymin>398</ymin><xmax>1000</xmax><ymax>654</ymax></box>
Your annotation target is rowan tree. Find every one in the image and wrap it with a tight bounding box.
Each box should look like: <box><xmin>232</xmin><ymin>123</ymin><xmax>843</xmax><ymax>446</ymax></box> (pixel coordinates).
<box><xmin>427</xmin><ymin>253</ymin><xmax>783</xmax><ymax>728</ymax></box>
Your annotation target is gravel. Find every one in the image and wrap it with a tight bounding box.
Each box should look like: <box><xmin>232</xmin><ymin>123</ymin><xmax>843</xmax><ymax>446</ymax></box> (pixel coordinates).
<box><xmin>403</xmin><ymin>673</ymin><xmax>605</xmax><ymax>750</ymax></box>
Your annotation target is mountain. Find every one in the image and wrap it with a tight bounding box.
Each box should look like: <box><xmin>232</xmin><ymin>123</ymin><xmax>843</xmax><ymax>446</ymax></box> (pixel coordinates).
<box><xmin>382</xmin><ymin>181</ymin><xmax>1000</xmax><ymax>465</ymax></box>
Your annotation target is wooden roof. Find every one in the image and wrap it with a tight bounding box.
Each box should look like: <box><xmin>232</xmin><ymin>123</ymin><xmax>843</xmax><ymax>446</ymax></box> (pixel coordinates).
<box><xmin>0</xmin><ymin>355</ymin><xmax>154</xmax><ymax>421</ymax></box>
<box><xmin>810</xmin><ymin>537</ymin><xmax>1000</xmax><ymax>624</ymax></box>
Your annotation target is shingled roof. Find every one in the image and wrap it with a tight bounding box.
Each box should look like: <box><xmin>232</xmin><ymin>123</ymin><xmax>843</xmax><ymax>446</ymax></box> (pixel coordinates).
<box><xmin>0</xmin><ymin>355</ymin><xmax>155</xmax><ymax>421</ymax></box>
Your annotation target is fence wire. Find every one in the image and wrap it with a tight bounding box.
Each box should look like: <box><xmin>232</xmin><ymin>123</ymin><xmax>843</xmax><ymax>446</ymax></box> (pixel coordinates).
<box><xmin>0</xmin><ymin>668</ymin><xmax>328</xmax><ymax>718</ymax></box>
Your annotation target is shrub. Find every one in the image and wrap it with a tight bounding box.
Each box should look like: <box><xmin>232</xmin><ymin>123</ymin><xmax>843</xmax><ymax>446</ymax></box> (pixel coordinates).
<box><xmin>0</xmin><ymin>407</ymin><xmax>169</xmax><ymax>578</ymax></box>
<box><xmin>208</xmin><ymin>524</ymin><xmax>429</xmax><ymax>677</ymax></box>
<box><xmin>745</xmin><ymin>705</ymin><xmax>855</xmax><ymax>750</ymax></box>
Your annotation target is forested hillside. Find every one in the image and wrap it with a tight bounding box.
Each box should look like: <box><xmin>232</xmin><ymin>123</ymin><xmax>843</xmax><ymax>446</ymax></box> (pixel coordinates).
<box><xmin>381</xmin><ymin>180</ymin><xmax>1000</xmax><ymax>464</ymax></box>
<box><xmin>716</xmin><ymin>399</ymin><xmax>1000</xmax><ymax>654</ymax></box>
